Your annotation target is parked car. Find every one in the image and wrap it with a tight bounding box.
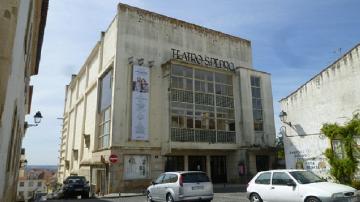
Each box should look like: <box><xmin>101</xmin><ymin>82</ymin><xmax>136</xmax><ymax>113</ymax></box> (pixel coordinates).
<box><xmin>247</xmin><ymin>169</ymin><xmax>359</xmax><ymax>202</ymax></box>
<box><xmin>62</xmin><ymin>176</ymin><xmax>90</xmax><ymax>199</ymax></box>
<box><xmin>147</xmin><ymin>171</ymin><xmax>213</xmax><ymax>202</ymax></box>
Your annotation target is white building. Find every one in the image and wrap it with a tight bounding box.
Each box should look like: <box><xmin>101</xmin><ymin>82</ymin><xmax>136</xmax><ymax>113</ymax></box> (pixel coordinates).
<box><xmin>17</xmin><ymin>179</ymin><xmax>47</xmax><ymax>202</ymax></box>
<box><xmin>58</xmin><ymin>3</ymin><xmax>276</xmax><ymax>194</ymax></box>
<box><xmin>0</xmin><ymin>0</ymin><xmax>48</xmax><ymax>201</ymax></box>
<box><xmin>280</xmin><ymin>43</ymin><xmax>360</xmax><ymax>178</ymax></box>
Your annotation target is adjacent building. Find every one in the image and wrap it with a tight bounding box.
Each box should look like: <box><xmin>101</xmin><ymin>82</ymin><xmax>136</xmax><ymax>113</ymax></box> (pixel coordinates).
<box><xmin>280</xmin><ymin>43</ymin><xmax>360</xmax><ymax>178</ymax></box>
<box><xmin>58</xmin><ymin>3</ymin><xmax>276</xmax><ymax>193</ymax></box>
<box><xmin>0</xmin><ymin>0</ymin><xmax>48</xmax><ymax>201</ymax></box>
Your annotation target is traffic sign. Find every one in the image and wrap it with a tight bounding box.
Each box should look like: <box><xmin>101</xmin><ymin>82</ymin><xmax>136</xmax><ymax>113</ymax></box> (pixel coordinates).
<box><xmin>109</xmin><ymin>154</ymin><xmax>118</xmax><ymax>163</ymax></box>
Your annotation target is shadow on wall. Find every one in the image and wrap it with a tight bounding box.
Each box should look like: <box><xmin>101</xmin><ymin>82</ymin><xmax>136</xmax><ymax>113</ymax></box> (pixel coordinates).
<box><xmin>293</xmin><ymin>124</ymin><xmax>306</xmax><ymax>138</ymax></box>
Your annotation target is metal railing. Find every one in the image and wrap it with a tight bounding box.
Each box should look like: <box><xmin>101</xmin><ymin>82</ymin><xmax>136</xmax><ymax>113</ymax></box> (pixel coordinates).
<box><xmin>171</xmin><ymin>128</ymin><xmax>236</xmax><ymax>143</ymax></box>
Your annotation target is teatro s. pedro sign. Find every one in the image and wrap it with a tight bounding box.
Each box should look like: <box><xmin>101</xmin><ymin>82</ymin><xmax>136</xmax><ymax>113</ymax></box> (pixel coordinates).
<box><xmin>171</xmin><ymin>48</ymin><xmax>236</xmax><ymax>72</ymax></box>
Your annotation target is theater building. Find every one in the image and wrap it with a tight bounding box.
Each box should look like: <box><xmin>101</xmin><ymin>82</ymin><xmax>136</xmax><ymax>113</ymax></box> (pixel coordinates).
<box><xmin>58</xmin><ymin>3</ymin><xmax>276</xmax><ymax>193</ymax></box>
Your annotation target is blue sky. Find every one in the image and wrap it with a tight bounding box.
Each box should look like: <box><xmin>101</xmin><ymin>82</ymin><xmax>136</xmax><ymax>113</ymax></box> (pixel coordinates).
<box><xmin>23</xmin><ymin>0</ymin><xmax>360</xmax><ymax>165</ymax></box>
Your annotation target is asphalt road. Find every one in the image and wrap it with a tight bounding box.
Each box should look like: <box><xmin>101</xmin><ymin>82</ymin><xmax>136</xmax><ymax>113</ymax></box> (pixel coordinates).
<box><xmin>49</xmin><ymin>192</ymin><xmax>250</xmax><ymax>202</ymax></box>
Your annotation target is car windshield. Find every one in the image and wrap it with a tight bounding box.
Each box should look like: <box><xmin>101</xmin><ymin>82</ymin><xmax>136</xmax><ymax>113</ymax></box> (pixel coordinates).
<box><xmin>289</xmin><ymin>171</ymin><xmax>325</xmax><ymax>184</ymax></box>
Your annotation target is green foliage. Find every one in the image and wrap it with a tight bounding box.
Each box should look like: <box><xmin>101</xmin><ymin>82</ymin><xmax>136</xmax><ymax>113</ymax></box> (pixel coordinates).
<box><xmin>351</xmin><ymin>180</ymin><xmax>360</xmax><ymax>190</ymax></box>
<box><xmin>321</xmin><ymin>113</ymin><xmax>360</xmax><ymax>186</ymax></box>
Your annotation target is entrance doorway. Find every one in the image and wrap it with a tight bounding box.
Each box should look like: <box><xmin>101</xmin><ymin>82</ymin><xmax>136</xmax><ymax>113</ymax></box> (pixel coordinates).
<box><xmin>210</xmin><ymin>156</ymin><xmax>227</xmax><ymax>183</ymax></box>
<box><xmin>256</xmin><ymin>155</ymin><xmax>269</xmax><ymax>172</ymax></box>
<box><xmin>96</xmin><ymin>169</ymin><xmax>107</xmax><ymax>195</ymax></box>
<box><xmin>188</xmin><ymin>156</ymin><xmax>206</xmax><ymax>172</ymax></box>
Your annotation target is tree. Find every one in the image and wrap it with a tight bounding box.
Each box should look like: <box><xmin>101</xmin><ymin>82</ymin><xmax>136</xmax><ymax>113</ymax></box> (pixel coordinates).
<box><xmin>321</xmin><ymin>113</ymin><xmax>360</xmax><ymax>188</ymax></box>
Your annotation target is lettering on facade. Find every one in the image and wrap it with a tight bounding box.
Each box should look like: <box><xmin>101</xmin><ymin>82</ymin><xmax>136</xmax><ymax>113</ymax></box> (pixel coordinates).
<box><xmin>171</xmin><ymin>48</ymin><xmax>236</xmax><ymax>72</ymax></box>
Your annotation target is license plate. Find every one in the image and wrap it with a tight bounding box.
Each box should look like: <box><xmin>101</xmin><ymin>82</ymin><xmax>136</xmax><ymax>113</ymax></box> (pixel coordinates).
<box><xmin>192</xmin><ymin>186</ymin><xmax>203</xmax><ymax>190</ymax></box>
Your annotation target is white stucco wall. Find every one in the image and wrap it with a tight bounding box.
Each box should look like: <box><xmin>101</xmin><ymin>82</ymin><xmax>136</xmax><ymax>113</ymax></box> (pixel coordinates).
<box><xmin>0</xmin><ymin>0</ymin><xmax>31</xmax><ymax>200</ymax></box>
<box><xmin>280</xmin><ymin>44</ymin><xmax>360</xmax><ymax>178</ymax></box>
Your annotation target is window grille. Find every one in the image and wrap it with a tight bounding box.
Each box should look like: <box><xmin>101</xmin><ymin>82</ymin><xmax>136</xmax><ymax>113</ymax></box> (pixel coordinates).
<box><xmin>195</xmin><ymin>93</ymin><xmax>214</xmax><ymax>105</ymax></box>
<box><xmin>170</xmin><ymin>65</ymin><xmax>236</xmax><ymax>144</ymax></box>
<box><xmin>171</xmin><ymin>89</ymin><xmax>193</xmax><ymax>103</ymax></box>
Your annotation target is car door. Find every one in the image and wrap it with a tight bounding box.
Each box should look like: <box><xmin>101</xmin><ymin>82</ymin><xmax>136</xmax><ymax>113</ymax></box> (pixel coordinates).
<box><xmin>267</xmin><ymin>172</ymin><xmax>301</xmax><ymax>202</ymax></box>
<box><xmin>151</xmin><ymin>174</ymin><xmax>165</xmax><ymax>201</ymax></box>
<box><xmin>251</xmin><ymin>172</ymin><xmax>272</xmax><ymax>201</ymax></box>
<box><xmin>157</xmin><ymin>174</ymin><xmax>178</xmax><ymax>200</ymax></box>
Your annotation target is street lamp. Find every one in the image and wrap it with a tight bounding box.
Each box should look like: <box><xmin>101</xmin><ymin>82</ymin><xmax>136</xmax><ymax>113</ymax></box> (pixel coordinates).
<box><xmin>25</xmin><ymin>111</ymin><xmax>43</xmax><ymax>128</ymax></box>
<box><xmin>279</xmin><ymin>110</ymin><xmax>292</xmax><ymax>127</ymax></box>
<box><xmin>33</xmin><ymin>111</ymin><xmax>43</xmax><ymax>124</ymax></box>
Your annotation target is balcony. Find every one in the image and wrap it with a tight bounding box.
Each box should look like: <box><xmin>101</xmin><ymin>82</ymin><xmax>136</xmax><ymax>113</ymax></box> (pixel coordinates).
<box><xmin>171</xmin><ymin>128</ymin><xmax>236</xmax><ymax>143</ymax></box>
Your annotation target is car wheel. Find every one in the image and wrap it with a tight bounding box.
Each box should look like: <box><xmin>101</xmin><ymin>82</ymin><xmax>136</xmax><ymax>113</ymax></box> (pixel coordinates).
<box><xmin>166</xmin><ymin>193</ymin><xmax>174</xmax><ymax>202</ymax></box>
<box><xmin>250</xmin><ymin>193</ymin><xmax>263</xmax><ymax>202</ymax></box>
<box><xmin>147</xmin><ymin>191</ymin><xmax>154</xmax><ymax>202</ymax></box>
<box><xmin>305</xmin><ymin>196</ymin><xmax>320</xmax><ymax>202</ymax></box>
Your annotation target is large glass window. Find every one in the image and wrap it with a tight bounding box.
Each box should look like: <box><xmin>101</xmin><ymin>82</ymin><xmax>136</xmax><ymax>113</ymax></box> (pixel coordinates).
<box><xmin>98</xmin><ymin>70</ymin><xmax>112</xmax><ymax>149</ymax></box>
<box><xmin>251</xmin><ymin>76</ymin><xmax>263</xmax><ymax>131</ymax></box>
<box><xmin>170</xmin><ymin>65</ymin><xmax>235</xmax><ymax>143</ymax></box>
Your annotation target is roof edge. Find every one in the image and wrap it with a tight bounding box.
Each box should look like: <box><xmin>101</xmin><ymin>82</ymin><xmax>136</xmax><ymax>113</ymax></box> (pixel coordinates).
<box><xmin>279</xmin><ymin>42</ymin><xmax>360</xmax><ymax>103</ymax></box>
<box><xmin>117</xmin><ymin>3</ymin><xmax>251</xmax><ymax>45</ymax></box>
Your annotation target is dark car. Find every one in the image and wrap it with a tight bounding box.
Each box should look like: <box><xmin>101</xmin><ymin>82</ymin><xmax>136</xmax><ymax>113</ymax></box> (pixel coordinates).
<box><xmin>62</xmin><ymin>176</ymin><xmax>90</xmax><ymax>199</ymax></box>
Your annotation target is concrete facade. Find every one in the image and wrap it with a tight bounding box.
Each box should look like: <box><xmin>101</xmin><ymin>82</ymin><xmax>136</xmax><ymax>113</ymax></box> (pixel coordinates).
<box><xmin>58</xmin><ymin>4</ymin><xmax>276</xmax><ymax>194</ymax></box>
<box><xmin>280</xmin><ymin>43</ymin><xmax>360</xmax><ymax>179</ymax></box>
<box><xmin>0</xmin><ymin>0</ymin><xmax>48</xmax><ymax>201</ymax></box>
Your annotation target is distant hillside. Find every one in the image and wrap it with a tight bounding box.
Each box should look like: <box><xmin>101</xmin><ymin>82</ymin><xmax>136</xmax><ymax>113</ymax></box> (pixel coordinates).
<box><xmin>26</xmin><ymin>165</ymin><xmax>58</xmax><ymax>172</ymax></box>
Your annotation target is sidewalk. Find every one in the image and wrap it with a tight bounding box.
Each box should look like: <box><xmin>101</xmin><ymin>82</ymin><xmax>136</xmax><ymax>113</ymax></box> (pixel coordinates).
<box><xmin>98</xmin><ymin>192</ymin><xmax>144</xmax><ymax>199</ymax></box>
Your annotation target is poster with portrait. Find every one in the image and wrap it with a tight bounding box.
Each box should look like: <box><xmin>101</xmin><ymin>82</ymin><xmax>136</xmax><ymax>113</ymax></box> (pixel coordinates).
<box><xmin>131</xmin><ymin>65</ymin><xmax>150</xmax><ymax>140</ymax></box>
<box><xmin>284</xmin><ymin>135</ymin><xmax>331</xmax><ymax>179</ymax></box>
<box><xmin>123</xmin><ymin>155</ymin><xmax>149</xmax><ymax>180</ymax></box>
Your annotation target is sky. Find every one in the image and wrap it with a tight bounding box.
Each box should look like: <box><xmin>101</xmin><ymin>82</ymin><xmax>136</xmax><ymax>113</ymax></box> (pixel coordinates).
<box><xmin>23</xmin><ymin>0</ymin><xmax>360</xmax><ymax>165</ymax></box>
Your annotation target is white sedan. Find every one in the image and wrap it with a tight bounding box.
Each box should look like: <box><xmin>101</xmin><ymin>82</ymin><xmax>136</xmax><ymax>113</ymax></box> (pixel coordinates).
<box><xmin>246</xmin><ymin>169</ymin><xmax>359</xmax><ymax>202</ymax></box>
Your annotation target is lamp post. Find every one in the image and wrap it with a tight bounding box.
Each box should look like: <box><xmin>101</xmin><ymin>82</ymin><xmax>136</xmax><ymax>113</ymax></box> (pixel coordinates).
<box><xmin>25</xmin><ymin>111</ymin><xmax>43</xmax><ymax>128</ymax></box>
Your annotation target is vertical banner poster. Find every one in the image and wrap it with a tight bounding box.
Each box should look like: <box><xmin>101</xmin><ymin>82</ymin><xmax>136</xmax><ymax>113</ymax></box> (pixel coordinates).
<box><xmin>131</xmin><ymin>65</ymin><xmax>150</xmax><ymax>140</ymax></box>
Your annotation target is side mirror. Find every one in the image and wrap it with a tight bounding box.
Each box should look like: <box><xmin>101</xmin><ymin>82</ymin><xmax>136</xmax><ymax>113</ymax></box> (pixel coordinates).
<box><xmin>287</xmin><ymin>181</ymin><xmax>296</xmax><ymax>187</ymax></box>
<box><xmin>151</xmin><ymin>181</ymin><xmax>157</xmax><ymax>185</ymax></box>
<box><xmin>63</xmin><ymin>180</ymin><xmax>66</xmax><ymax>184</ymax></box>
<box><xmin>86</xmin><ymin>181</ymin><xmax>89</xmax><ymax>184</ymax></box>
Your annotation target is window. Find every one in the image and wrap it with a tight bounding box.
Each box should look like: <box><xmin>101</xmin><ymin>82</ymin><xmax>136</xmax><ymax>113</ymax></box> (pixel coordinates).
<box><xmin>6</xmin><ymin>108</ymin><xmax>18</xmax><ymax>172</ymax></box>
<box><xmin>163</xmin><ymin>174</ymin><xmax>178</xmax><ymax>183</ymax></box>
<box><xmin>289</xmin><ymin>171</ymin><xmax>324</xmax><ymax>184</ymax></box>
<box><xmin>73</xmin><ymin>149</ymin><xmax>78</xmax><ymax>161</ymax></box>
<box><xmin>19</xmin><ymin>181</ymin><xmax>25</xmax><ymax>187</ymax></box>
<box><xmin>37</xmin><ymin>181</ymin><xmax>42</xmax><ymax>187</ymax></box>
<box><xmin>182</xmin><ymin>172</ymin><xmax>210</xmax><ymax>183</ymax></box>
<box><xmin>170</xmin><ymin>65</ymin><xmax>235</xmax><ymax>142</ymax></box>
<box><xmin>332</xmin><ymin>140</ymin><xmax>344</xmax><ymax>158</ymax></box>
<box><xmin>165</xmin><ymin>156</ymin><xmax>184</xmax><ymax>172</ymax></box>
<box><xmin>272</xmin><ymin>172</ymin><xmax>294</xmax><ymax>185</ymax></box>
<box><xmin>98</xmin><ymin>70</ymin><xmax>112</xmax><ymax>149</ymax></box>
<box><xmin>251</xmin><ymin>76</ymin><xmax>263</xmax><ymax>131</ymax></box>
<box><xmin>255</xmin><ymin>172</ymin><xmax>271</xmax><ymax>184</ymax></box>
<box><xmin>154</xmin><ymin>174</ymin><xmax>165</xmax><ymax>184</ymax></box>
